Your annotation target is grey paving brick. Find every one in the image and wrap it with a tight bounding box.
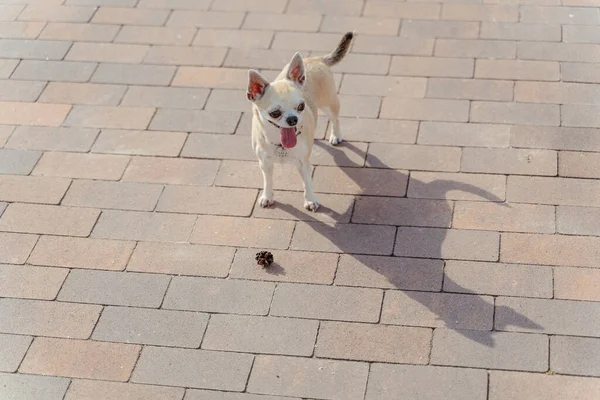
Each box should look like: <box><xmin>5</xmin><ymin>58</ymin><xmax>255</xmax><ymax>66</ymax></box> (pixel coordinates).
<box><xmin>0</xmin><ymin>264</ymin><xmax>68</xmax><ymax>300</ymax></box>
<box><xmin>11</xmin><ymin>60</ymin><xmax>97</xmax><ymax>82</ymax></box>
<box><xmin>163</xmin><ymin>276</ymin><xmax>275</xmax><ymax>316</ymax></box>
<box><xmin>58</xmin><ymin>269</ymin><xmax>170</xmax><ymax>308</ymax></box>
<box><xmin>62</xmin><ymin>180</ymin><xmax>163</xmax><ymax>211</ymax></box>
<box><xmin>0</xmin><ymin>79</ymin><xmax>46</xmax><ymax>101</ymax></box>
<box><xmin>495</xmin><ymin>297</ymin><xmax>600</xmax><ymax>337</ymax></box>
<box><xmin>489</xmin><ymin>371</ymin><xmax>600</xmax><ymax>400</ymax></box>
<box><xmin>65</xmin><ymin>380</ymin><xmax>185</xmax><ymax>400</ymax></box>
<box><xmin>131</xmin><ymin>346</ymin><xmax>254</xmax><ymax>391</ymax></box>
<box><xmin>366</xmin><ymin>364</ymin><xmax>487</xmax><ymax>400</ymax></box>
<box><xmin>431</xmin><ymin>329</ymin><xmax>548</xmax><ymax>371</ymax></box>
<box><xmin>6</xmin><ymin>126</ymin><xmax>98</xmax><ymax>152</ymax></box>
<box><xmin>382</xmin><ymin>291</ymin><xmax>494</xmax><ymax>330</ymax></box>
<box><xmin>0</xmin><ymin>298</ymin><xmax>101</xmax><ymax>338</ymax></box>
<box><xmin>247</xmin><ymin>355</ymin><xmax>368</xmax><ymax>400</ymax></box>
<box><xmin>121</xmin><ymin>86</ymin><xmax>209</xmax><ymax>109</ymax></box>
<box><xmin>93</xmin><ymin>306</ymin><xmax>209</xmax><ymax>348</ymax></box>
<box><xmin>149</xmin><ymin>109</ymin><xmax>240</xmax><ymax>134</ymax></box>
<box><xmin>92</xmin><ymin>63</ymin><xmax>176</xmax><ymax>86</ymax></box>
<box><xmin>270</xmin><ymin>283</ymin><xmax>383</xmax><ymax>323</ymax></box>
<box><xmin>352</xmin><ymin>197</ymin><xmax>452</xmax><ymax>227</ymax></box>
<box><xmin>0</xmin><ymin>148</ymin><xmax>41</xmax><ymax>175</ymax></box>
<box><xmin>185</xmin><ymin>390</ymin><xmax>292</xmax><ymax>400</ymax></box>
<box><xmin>202</xmin><ymin>314</ymin><xmax>318</xmax><ymax>356</ymax></box>
<box><xmin>0</xmin><ymin>333</ymin><xmax>32</xmax><ymax>372</ymax></box>
<box><xmin>551</xmin><ymin>335</ymin><xmax>600</xmax><ymax>377</ymax></box>
<box><xmin>0</xmin><ymin>39</ymin><xmax>71</xmax><ymax>60</ymax></box>
<box><xmin>0</xmin><ymin>373</ymin><xmax>70</xmax><ymax>400</ymax></box>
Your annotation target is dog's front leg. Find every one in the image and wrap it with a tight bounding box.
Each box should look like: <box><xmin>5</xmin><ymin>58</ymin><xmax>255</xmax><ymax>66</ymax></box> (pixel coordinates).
<box><xmin>296</xmin><ymin>159</ymin><xmax>319</xmax><ymax>211</ymax></box>
<box><xmin>259</xmin><ymin>156</ymin><xmax>275</xmax><ymax>207</ymax></box>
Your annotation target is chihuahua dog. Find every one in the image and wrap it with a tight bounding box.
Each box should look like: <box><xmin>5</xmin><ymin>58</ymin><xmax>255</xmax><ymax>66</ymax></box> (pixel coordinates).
<box><xmin>246</xmin><ymin>32</ymin><xmax>354</xmax><ymax>212</ymax></box>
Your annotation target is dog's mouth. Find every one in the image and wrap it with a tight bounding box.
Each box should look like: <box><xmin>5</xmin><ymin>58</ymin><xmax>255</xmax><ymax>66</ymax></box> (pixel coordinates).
<box><xmin>280</xmin><ymin>127</ymin><xmax>297</xmax><ymax>149</ymax></box>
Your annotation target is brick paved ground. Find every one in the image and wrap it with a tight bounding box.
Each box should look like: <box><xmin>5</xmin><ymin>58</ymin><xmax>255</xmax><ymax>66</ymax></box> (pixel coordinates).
<box><xmin>1</xmin><ymin>0</ymin><xmax>600</xmax><ymax>399</ymax></box>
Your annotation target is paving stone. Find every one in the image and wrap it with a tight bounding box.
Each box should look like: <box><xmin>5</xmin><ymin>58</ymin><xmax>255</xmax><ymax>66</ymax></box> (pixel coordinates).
<box><xmin>0</xmin><ymin>232</ymin><xmax>37</xmax><ymax>264</ymax></box>
<box><xmin>286</xmin><ymin>0</ymin><xmax>363</xmax><ymax>16</ymax></box>
<box><xmin>33</xmin><ymin>151</ymin><xmax>130</xmax><ymax>180</ymax></box>
<box><xmin>29</xmin><ymin>236</ymin><xmax>134</xmax><ymax>270</ymax></box>
<box><xmin>453</xmin><ymin>202</ymin><xmax>555</xmax><ymax>233</ymax></box>
<box><xmin>507</xmin><ymin>176</ymin><xmax>600</xmax><ymax>206</ymax></box>
<box><xmin>203</xmin><ymin>314</ymin><xmax>318</xmax><ymax>356</ymax></box>
<box><xmin>65</xmin><ymin>380</ymin><xmax>185</xmax><ymax>400</ymax></box>
<box><xmin>40</xmin><ymin>21</ymin><xmax>120</xmax><ymax>42</ymax></box>
<box><xmin>191</xmin><ymin>215</ymin><xmax>295</xmax><ymax>249</ymax></box>
<box><xmin>21</xmin><ymin>337</ymin><xmax>140</xmax><ymax>381</ymax></box>
<box><xmin>352</xmin><ymin>197</ymin><xmax>452</xmax><ymax>227</ymax></box>
<box><xmin>66</xmin><ymin>42</ymin><xmax>149</xmax><ymax>64</ymax></box>
<box><xmin>489</xmin><ymin>371</ymin><xmax>600</xmax><ymax>400</ymax></box>
<box><xmin>381</xmin><ymin>97</ymin><xmax>469</xmax><ymax>122</ymax></box>
<box><xmin>0</xmin><ymin>148</ymin><xmax>41</xmax><ymax>175</ymax></box>
<box><xmin>181</xmin><ymin>133</ymin><xmax>254</xmax><ymax>160</ymax></box>
<box><xmin>12</xmin><ymin>60</ymin><xmax>96</xmax><ymax>82</ymax></box>
<box><xmin>462</xmin><ymin>148</ymin><xmax>557</xmax><ymax>176</ymax></box>
<box><xmin>471</xmin><ymin>101</ymin><xmax>560</xmax><ymax>126</ymax></box>
<box><xmin>64</xmin><ymin>180</ymin><xmax>162</xmax><ymax>211</ymax></box>
<box><xmin>382</xmin><ymin>290</ymin><xmax>493</xmax><ymax>330</ymax></box>
<box><xmin>123</xmin><ymin>157</ymin><xmax>219</xmax><ymax>186</ymax></box>
<box><xmin>92</xmin><ymin>129</ymin><xmax>186</xmax><ymax>157</ymax></box>
<box><xmin>18</xmin><ymin>4</ymin><xmax>96</xmax><ymax>22</ymax></box>
<box><xmin>0</xmin><ymin>298</ymin><xmax>100</xmax><ymax>338</ymax></box>
<box><xmin>291</xmin><ymin>221</ymin><xmax>396</xmax><ymax>255</ymax></box>
<box><xmin>0</xmin><ymin>101</ymin><xmax>71</xmax><ymax>126</ymax></box>
<box><xmin>390</xmin><ymin>56</ymin><xmax>474</xmax><ymax>78</ymax></box>
<box><xmin>481</xmin><ymin>22</ymin><xmax>561</xmax><ymax>41</ymax></box>
<box><xmin>363</xmin><ymin>2</ymin><xmax>441</xmax><ymax>19</ymax></box>
<box><xmin>39</xmin><ymin>82</ymin><xmax>127</xmax><ymax>106</ymax></box>
<box><xmin>196</xmin><ymin>28</ymin><xmax>273</xmax><ymax>48</ymax></box>
<box><xmin>150</xmin><ymin>109</ymin><xmax>240</xmax><ymax>133</ymax></box>
<box><xmin>172</xmin><ymin>67</ymin><xmax>247</xmax><ymax>89</ymax></box>
<box><xmin>247</xmin><ymin>355</ymin><xmax>368</xmax><ymax>400</ymax></box>
<box><xmin>435</xmin><ymin>39</ymin><xmax>516</xmax><ymax>59</ymax></box>
<box><xmin>320</xmin><ymin>15</ymin><xmax>399</xmax><ymax>35</ymax></box>
<box><xmin>367</xmin><ymin>143</ymin><xmax>461</xmax><ymax>171</ymax></box>
<box><xmin>93</xmin><ymin>306</ymin><xmax>208</xmax><ymax>348</ymax></box>
<box><xmin>400</xmin><ymin>20</ymin><xmax>479</xmax><ymax>39</ymax></box>
<box><xmin>163</xmin><ymin>276</ymin><xmax>275</xmax><ymax>315</ymax></box>
<box><xmin>496</xmin><ymin>297</ymin><xmax>600</xmax><ymax>337</ymax></box>
<box><xmin>0</xmin><ymin>22</ymin><xmax>45</xmax><ymax>40</ymax></box>
<box><xmin>0</xmin><ymin>39</ymin><xmax>71</xmax><ymax>60</ymax></box>
<box><xmin>551</xmin><ymin>336</ymin><xmax>600</xmax><ymax>377</ymax></box>
<box><xmin>67</xmin><ymin>0</ymin><xmax>138</xmax><ymax>5</ymax></box>
<box><xmin>335</xmin><ymin>255</ymin><xmax>443</xmax><ymax>291</ymax></box>
<box><xmin>444</xmin><ymin>261</ymin><xmax>553</xmax><ymax>298</ymax></box>
<box><xmin>158</xmin><ymin>186</ymin><xmax>256</xmax><ymax>216</ymax></box>
<box><xmin>127</xmin><ymin>242</ymin><xmax>235</xmax><ymax>277</ymax></box>
<box><xmin>441</xmin><ymin>4</ymin><xmax>518</xmax><ymax>21</ymax></box>
<box><xmin>230</xmin><ymin>248</ymin><xmax>338</xmax><ymax>284</ymax></box>
<box><xmin>475</xmin><ymin>59</ymin><xmax>560</xmax><ymax>81</ymax></box>
<box><xmin>316</xmin><ymin>321</ymin><xmax>431</xmax><ymax>363</ymax></box>
<box><xmin>554</xmin><ymin>266</ymin><xmax>600</xmax><ymax>302</ymax></box>
<box><xmin>418</xmin><ymin>122</ymin><xmax>510</xmax><ymax>147</ymax></box>
<box><xmin>0</xmin><ymin>125</ymin><xmax>13</xmax><ymax>146</ymax></box>
<box><xmin>515</xmin><ymin>81</ymin><xmax>600</xmax><ymax>105</ymax></box>
<box><xmin>92</xmin><ymin>63</ymin><xmax>175</xmax><ymax>86</ymax></box>
<box><xmin>560</xmin><ymin>151</ymin><xmax>600</xmax><ymax>179</ymax></box>
<box><xmin>116</xmin><ymin>25</ymin><xmax>197</xmax><ymax>45</ymax></box>
<box><xmin>395</xmin><ymin>227</ymin><xmax>499</xmax><ymax>261</ymax></box>
<box><xmin>562</xmin><ymin>62</ymin><xmax>600</xmax><ymax>83</ymax></box>
<box><xmin>557</xmin><ymin>205</ymin><xmax>600</xmax><ymax>235</ymax></box>
<box><xmin>122</xmin><ymin>86</ymin><xmax>209</xmax><ymax>109</ymax></box>
<box><xmin>431</xmin><ymin>329</ymin><xmax>548</xmax><ymax>371</ymax></box>
<box><xmin>366</xmin><ymin>364</ymin><xmax>487</xmax><ymax>400</ymax></box>
<box><xmin>0</xmin><ymin>264</ymin><xmax>68</xmax><ymax>300</ymax></box>
<box><xmin>270</xmin><ymin>283</ymin><xmax>382</xmax><ymax>323</ymax></box>
<box><xmin>502</xmin><ymin>232</ymin><xmax>600</xmax><ymax>267</ymax></box>
<box><xmin>64</xmin><ymin>105</ymin><xmax>155</xmax><ymax>130</ymax></box>
<box><xmin>92</xmin><ymin>6</ymin><xmax>169</xmax><ymax>25</ymax></box>
<box><xmin>518</xmin><ymin>41</ymin><xmax>600</xmax><ymax>63</ymax></box>
<box><xmin>243</xmin><ymin>12</ymin><xmax>320</xmax><ymax>32</ymax></box>
<box><xmin>0</xmin><ymin>79</ymin><xmax>46</xmax><ymax>102</ymax></box>
<box><xmin>0</xmin><ymin>333</ymin><xmax>31</xmax><ymax>373</ymax></box>
<box><xmin>186</xmin><ymin>391</ymin><xmax>292</xmax><ymax>400</ymax></box>
<box><xmin>339</xmin><ymin>75</ymin><xmax>425</xmax><ymax>98</ymax></box>
<box><xmin>167</xmin><ymin>10</ymin><xmax>245</xmax><ymax>28</ymax></box>
<box><xmin>6</xmin><ymin>126</ymin><xmax>98</xmax><ymax>152</ymax></box>
<box><xmin>0</xmin><ymin>5</ymin><xmax>26</xmax><ymax>21</ymax></box>
<box><xmin>408</xmin><ymin>171</ymin><xmax>506</xmax><ymax>201</ymax></box>
<box><xmin>0</xmin><ymin>373</ymin><xmax>69</xmax><ymax>400</ymax></box>
<box><xmin>521</xmin><ymin>5</ymin><xmax>599</xmax><ymax>24</ymax></box>
<box><xmin>427</xmin><ymin>78</ymin><xmax>513</xmax><ymax>101</ymax></box>
<box><xmin>132</xmin><ymin>346</ymin><xmax>254</xmax><ymax>391</ymax></box>
<box><xmin>0</xmin><ymin>203</ymin><xmax>100</xmax><ymax>237</ymax></box>
<box><xmin>58</xmin><ymin>269</ymin><xmax>170</xmax><ymax>307</ymax></box>
<box><xmin>144</xmin><ymin>45</ymin><xmax>227</xmax><ymax>67</ymax></box>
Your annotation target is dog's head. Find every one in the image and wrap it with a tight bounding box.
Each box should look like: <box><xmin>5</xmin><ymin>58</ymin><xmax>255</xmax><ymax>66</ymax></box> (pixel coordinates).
<box><xmin>246</xmin><ymin>52</ymin><xmax>306</xmax><ymax>149</ymax></box>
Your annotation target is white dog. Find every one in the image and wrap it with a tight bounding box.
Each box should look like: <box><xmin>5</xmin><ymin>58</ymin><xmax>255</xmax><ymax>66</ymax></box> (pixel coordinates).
<box><xmin>246</xmin><ymin>32</ymin><xmax>354</xmax><ymax>212</ymax></box>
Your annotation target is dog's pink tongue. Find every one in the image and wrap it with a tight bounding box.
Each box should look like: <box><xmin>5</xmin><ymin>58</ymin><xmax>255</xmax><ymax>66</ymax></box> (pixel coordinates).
<box><xmin>280</xmin><ymin>127</ymin><xmax>297</xmax><ymax>149</ymax></box>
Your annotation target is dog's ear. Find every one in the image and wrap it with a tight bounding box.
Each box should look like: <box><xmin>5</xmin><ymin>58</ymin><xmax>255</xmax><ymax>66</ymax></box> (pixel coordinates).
<box><xmin>247</xmin><ymin>70</ymin><xmax>269</xmax><ymax>102</ymax></box>
<box><xmin>286</xmin><ymin>52</ymin><xmax>305</xmax><ymax>87</ymax></box>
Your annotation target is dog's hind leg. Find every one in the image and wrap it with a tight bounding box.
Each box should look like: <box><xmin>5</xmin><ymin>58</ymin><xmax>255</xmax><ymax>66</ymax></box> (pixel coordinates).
<box><xmin>296</xmin><ymin>159</ymin><xmax>319</xmax><ymax>211</ymax></box>
<box><xmin>258</xmin><ymin>156</ymin><xmax>275</xmax><ymax>207</ymax></box>
<box><xmin>323</xmin><ymin>99</ymin><xmax>342</xmax><ymax>146</ymax></box>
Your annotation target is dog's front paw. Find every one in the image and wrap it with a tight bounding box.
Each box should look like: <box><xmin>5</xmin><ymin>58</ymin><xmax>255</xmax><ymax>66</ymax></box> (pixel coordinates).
<box><xmin>259</xmin><ymin>196</ymin><xmax>275</xmax><ymax>208</ymax></box>
<box><xmin>304</xmin><ymin>200</ymin><xmax>319</xmax><ymax>212</ymax></box>
<box><xmin>329</xmin><ymin>135</ymin><xmax>342</xmax><ymax>146</ymax></box>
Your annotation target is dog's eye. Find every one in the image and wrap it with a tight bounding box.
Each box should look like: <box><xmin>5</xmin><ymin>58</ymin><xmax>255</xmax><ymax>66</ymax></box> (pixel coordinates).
<box><xmin>269</xmin><ymin>109</ymin><xmax>282</xmax><ymax>119</ymax></box>
<box><xmin>297</xmin><ymin>102</ymin><xmax>305</xmax><ymax>112</ymax></box>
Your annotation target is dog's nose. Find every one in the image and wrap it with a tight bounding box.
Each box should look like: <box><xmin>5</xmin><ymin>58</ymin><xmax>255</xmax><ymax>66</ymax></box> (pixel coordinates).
<box><xmin>286</xmin><ymin>116</ymin><xmax>298</xmax><ymax>126</ymax></box>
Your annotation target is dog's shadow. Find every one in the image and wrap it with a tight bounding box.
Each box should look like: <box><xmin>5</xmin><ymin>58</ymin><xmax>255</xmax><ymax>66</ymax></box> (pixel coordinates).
<box><xmin>263</xmin><ymin>141</ymin><xmax>542</xmax><ymax>347</ymax></box>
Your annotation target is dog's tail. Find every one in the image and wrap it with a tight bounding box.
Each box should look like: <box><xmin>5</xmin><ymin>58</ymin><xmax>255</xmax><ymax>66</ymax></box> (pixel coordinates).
<box><xmin>322</xmin><ymin>32</ymin><xmax>354</xmax><ymax>67</ymax></box>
